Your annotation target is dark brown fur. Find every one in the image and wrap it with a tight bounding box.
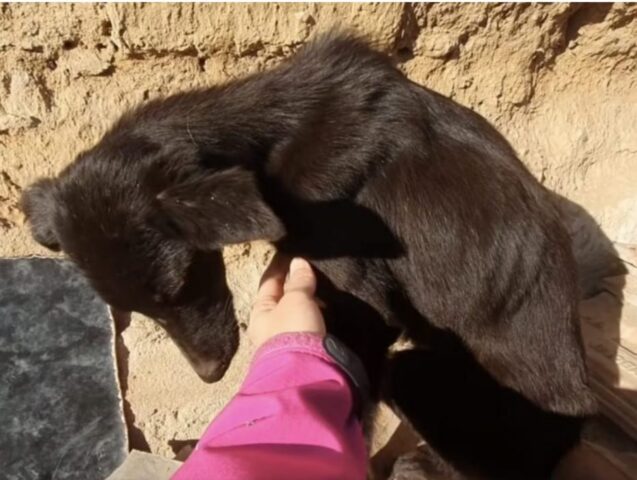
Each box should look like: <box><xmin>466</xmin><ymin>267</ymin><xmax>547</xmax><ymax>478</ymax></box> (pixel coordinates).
<box><xmin>22</xmin><ymin>33</ymin><xmax>596</xmax><ymax>479</ymax></box>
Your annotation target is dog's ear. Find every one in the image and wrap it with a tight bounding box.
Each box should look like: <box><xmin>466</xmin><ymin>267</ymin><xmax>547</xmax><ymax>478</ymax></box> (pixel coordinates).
<box><xmin>154</xmin><ymin>167</ymin><xmax>285</xmax><ymax>249</ymax></box>
<box><xmin>20</xmin><ymin>178</ymin><xmax>61</xmax><ymax>251</ymax></box>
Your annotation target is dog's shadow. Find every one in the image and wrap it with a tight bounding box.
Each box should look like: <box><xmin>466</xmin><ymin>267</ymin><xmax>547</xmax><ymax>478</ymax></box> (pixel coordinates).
<box><xmin>555</xmin><ymin>194</ymin><xmax>636</xmax><ymax>422</ymax></box>
<box><xmin>557</xmin><ymin>195</ymin><xmax>637</xmax><ymax>470</ymax></box>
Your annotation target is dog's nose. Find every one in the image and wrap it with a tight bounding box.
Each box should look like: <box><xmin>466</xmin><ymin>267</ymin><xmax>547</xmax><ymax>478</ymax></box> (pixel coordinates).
<box><xmin>195</xmin><ymin>359</ymin><xmax>229</xmax><ymax>383</ymax></box>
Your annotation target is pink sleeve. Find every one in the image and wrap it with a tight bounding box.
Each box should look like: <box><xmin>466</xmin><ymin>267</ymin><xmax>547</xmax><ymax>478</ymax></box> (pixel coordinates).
<box><xmin>171</xmin><ymin>333</ymin><xmax>368</xmax><ymax>480</ymax></box>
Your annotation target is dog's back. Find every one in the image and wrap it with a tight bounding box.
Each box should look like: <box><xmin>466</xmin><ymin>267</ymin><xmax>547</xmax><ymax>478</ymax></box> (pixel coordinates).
<box><xmin>264</xmin><ymin>33</ymin><xmax>594</xmax><ymax>411</ymax></box>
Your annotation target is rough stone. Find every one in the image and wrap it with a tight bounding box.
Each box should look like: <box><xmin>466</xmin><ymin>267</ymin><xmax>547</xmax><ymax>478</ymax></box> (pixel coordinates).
<box><xmin>58</xmin><ymin>47</ymin><xmax>114</xmax><ymax>79</ymax></box>
<box><xmin>0</xmin><ymin>70</ymin><xmax>48</xmax><ymax>132</ymax></box>
<box><xmin>0</xmin><ymin>111</ymin><xmax>37</xmax><ymax>132</ymax></box>
<box><xmin>0</xmin><ymin>258</ymin><xmax>127</xmax><ymax>479</ymax></box>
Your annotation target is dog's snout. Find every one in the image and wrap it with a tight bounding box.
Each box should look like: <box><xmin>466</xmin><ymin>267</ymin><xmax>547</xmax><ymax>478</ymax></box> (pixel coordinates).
<box><xmin>195</xmin><ymin>359</ymin><xmax>229</xmax><ymax>383</ymax></box>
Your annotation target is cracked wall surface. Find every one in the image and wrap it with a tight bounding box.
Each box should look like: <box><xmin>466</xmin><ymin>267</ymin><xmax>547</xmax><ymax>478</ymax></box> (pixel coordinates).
<box><xmin>1</xmin><ymin>3</ymin><xmax>636</xmax><ymax>457</ymax></box>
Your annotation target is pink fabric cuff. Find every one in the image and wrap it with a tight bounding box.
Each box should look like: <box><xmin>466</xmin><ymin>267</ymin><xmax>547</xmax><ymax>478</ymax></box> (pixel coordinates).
<box><xmin>252</xmin><ymin>332</ymin><xmax>332</xmax><ymax>365</ymax></box>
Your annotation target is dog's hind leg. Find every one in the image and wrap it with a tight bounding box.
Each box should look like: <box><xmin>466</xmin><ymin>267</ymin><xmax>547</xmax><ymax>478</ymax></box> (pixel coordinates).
<box><xmin>382</xmin><ymin>347</ymin><xmax>584</xmax><ymax>480</ymax></box>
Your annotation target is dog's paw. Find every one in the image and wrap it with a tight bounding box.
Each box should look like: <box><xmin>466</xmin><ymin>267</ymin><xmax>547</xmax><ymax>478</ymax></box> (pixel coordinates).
<box><xmin>388</xmin><ymin>446</ymin><xmax>448</xmax><ymax>480</ymax></box>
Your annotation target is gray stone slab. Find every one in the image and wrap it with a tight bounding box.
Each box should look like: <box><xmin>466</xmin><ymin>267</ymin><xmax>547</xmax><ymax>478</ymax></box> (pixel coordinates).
<box><xmin>0</xmin><ymin>258</ymin><xmax>127</xmax><ymax>480</ymax></box>
<box><xmin>106</xmin><ymin>450</ymin><xmax>180</xmax><ymax>480</ymax></box>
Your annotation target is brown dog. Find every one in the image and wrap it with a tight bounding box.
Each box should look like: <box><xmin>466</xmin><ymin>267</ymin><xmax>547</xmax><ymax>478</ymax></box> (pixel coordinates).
<box><xmin>22</xmin><ymin>33</ymin><xmax>597</xmax><ymax>479</ymax></box>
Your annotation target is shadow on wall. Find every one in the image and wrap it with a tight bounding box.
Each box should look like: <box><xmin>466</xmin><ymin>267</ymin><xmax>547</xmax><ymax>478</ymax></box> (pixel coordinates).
<box><xmin>557</xmin><ymin>194</ymin><xmax>637</xmax><ymax>441</ymax></box>
<box><xmin>111</xmin><ymin>308</ymin><xmax>152</xmax><ymax>453</ymax></box>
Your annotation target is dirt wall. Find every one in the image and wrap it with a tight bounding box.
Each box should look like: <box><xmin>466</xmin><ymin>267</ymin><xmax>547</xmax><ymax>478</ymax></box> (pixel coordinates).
<box><xmin>1</xmin><ymin>3</ymin><xmax>635</xmax><ymax>457</ymax></box>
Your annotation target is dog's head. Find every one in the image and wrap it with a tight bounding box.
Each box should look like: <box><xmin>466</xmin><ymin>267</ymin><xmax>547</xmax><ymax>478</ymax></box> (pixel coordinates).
<box><xmin>21</xmin><ymin>132</ymin><xmax>284</xmax><ymax>382</ymax></box>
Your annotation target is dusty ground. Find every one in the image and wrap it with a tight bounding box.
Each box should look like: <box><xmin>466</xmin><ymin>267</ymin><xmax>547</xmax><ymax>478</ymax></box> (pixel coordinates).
<box><xmin>1</xmin><ymin>1</ymin><xmax>636</xmax><ymax>466</ymax></box>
